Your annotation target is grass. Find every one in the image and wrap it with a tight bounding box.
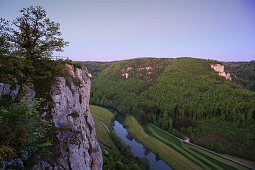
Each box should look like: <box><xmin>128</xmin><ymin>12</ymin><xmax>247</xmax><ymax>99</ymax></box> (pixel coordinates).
<box><xmin>90</xmin><ymin>105</ymin><xmax>116</xmax><ymax>149</ymax></box>
<box><xmin>94</xmin><ymin>121</ymin><xmax>116</xmax><ymax>149</ymax></box>
<box><xmin>125</xmin><ymin>115</ymin><xmax>249</xmax><ymax>170</ymax></box>
<box><xmin>90</xmin><ymin>105</ymin><xmax>114</xmax><ymax>127</ymax></box>
<box><xmin>222</xmin><ymin>154</ymin><xmax>255</xmax><ymax>169</ymax></box>
<box><xmin>125</xmin><ymin>116</ymin><xmax>202</xmax><ymax>170</ymax></box>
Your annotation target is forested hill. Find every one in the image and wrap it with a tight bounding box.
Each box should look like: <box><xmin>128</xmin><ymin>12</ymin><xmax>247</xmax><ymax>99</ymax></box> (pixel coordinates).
<box><xmin>224</xmin><ymin>60</ymin><xmax>255</xmax><ymax>92</ymax></box>
<box><xmin>86</xmin><ymin>58</ymin><xmax>255</xmax><ymax>123</ymax></box>
<box><xmin>84</xmin><ymin>57</ymin><xmax>255</xmax><ymax>159</ymax></box>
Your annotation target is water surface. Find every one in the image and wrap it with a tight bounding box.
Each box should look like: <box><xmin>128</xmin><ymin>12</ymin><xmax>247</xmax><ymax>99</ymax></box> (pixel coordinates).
<box><xmin>113</xmin><ymin>120</ymin><xmax>171</xmax><ymax>170</ymax></box>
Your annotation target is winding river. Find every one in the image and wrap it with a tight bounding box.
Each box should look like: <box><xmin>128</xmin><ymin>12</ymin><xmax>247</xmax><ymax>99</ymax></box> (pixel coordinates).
<box><xmin>113</xmin><ymin>119</ymin><xmax>172</xmax><ymax>170</ymax></box>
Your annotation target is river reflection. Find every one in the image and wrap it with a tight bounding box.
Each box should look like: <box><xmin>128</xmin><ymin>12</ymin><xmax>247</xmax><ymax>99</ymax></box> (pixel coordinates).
<box><xmin>113</xmin><ymin>120</ymin><xmax>172</xmax><ymax>170</ymax></box>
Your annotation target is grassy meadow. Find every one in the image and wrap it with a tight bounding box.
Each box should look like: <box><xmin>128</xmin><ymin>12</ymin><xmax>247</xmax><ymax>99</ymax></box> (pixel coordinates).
<box><xmin>90</xmin><ymin>105</ymin><xmax>114</xmax><ymax>127</ymax></box>
<box><xmin>94</xmin><ymin>121</ymin><xmax>116</xmax><ymax>149</ymax></box>
<box><xmin>90</xmin><ymin>105</ymin><xmax>115</xmax><ymax>148</ymax></box>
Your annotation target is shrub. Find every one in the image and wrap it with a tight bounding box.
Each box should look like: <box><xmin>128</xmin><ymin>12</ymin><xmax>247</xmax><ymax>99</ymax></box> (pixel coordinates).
<box><xmin>73</xmin><ymin>77</ymin><xmax>81</xmax><ymax>86</ymax></box>
<box><xmin>0</xmin><ymin>98</ymin><xmax>53</xmax><ymax>163</ymax></box>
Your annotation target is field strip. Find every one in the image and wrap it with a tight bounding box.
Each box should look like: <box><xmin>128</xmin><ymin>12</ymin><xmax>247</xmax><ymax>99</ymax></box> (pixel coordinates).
<box><xmin>149</xmin><ymin>126</ymin><xmax>210</xmax><ymax>169</ymax></box>
<box><xmin>94</xmin><ymin>118</ymin><xmax>110</xmax><ymax>133</ymax></box>
<box><xmin>150</xmin><ymin>125</ymin><xmax>227</xmax><ymax>169</ymax></box>
<box><xmin>126</xmin><ymin>116</ymin><xmax>202</xmax><ymax>169</ymax></box>
<box><xmin>149</xmin><ymin>123</ymin><xmax>254</xmax><ymax>170</ymax></box>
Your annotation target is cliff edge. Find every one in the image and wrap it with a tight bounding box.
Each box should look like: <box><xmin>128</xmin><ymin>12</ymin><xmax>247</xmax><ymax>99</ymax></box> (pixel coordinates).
<box><xmin>0</xmin><ymin>64</ymin><xmax>103</xmax><ymax>170</ymax></box>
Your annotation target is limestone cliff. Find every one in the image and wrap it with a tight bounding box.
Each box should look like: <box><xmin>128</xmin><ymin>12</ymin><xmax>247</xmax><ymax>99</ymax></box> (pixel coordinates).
<box><xmin>211</xmin><ymin>64</ymin><xmax>232</xmax><ymax>81</ymax></box>
<box><xmin>0</xmin><ymin>64</ymin><xmax>103</xmax><ymax>170</ymax></box>
<box><xmin>35</xmin><ymin>64</ymin><xmax>103</xmax><ymax>169</ymax></box>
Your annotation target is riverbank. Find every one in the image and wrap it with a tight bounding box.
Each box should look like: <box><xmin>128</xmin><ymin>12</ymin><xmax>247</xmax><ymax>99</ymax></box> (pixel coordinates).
<box><xmin>125</xmin><ymin>115</ymin><xmax>250</xmax><ymax>170</ymax></box>
<box><xmin>90</xmin><ymin>105</ymin><xmax>147</xmax><ymax>169</ymax></box>
<box><xmin>91</xmin><ymin>105</ymin><xmax>253</xmax><ymax>169</ymax></box>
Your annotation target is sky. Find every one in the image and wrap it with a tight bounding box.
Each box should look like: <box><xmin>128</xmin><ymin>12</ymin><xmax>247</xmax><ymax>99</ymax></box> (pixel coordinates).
<box><xmin>0</xmin><ymin>0</ymin><xmax>255</xmax><ymax>62</ymax></box>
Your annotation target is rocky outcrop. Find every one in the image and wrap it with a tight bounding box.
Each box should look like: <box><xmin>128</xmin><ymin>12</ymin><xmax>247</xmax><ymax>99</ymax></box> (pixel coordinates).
<box><xmin>0</xmin><ymin>79</ymin><xmax>20</xmax><ymax>101</ymax></box>
<box><xmin>121</xmin><ymin>67</ymin><xmax>132</xmax><ymax>79</ymax></box>
<box><xmin>39</xmin><ymin>64</ymin><xmax>102</xmax><ymax>169</ymax></box>
<box><xmin>122</xmin><ymin>73</ymin><xmax>129</xmax><ymax>79</ymax></box>
<box><xmin>211</xmin><ymin>64</ymin><xmax>232</xmax><ymax>81</ymax></box>
<box><xmin>0</xmin><ymin>79</ymin><xmax>35</xmax><ymax>102</ymax></box>
<box><xmin>0</xmin><ymin>64</ymin><xmax>103</xmax><ymax>170</ymax></box>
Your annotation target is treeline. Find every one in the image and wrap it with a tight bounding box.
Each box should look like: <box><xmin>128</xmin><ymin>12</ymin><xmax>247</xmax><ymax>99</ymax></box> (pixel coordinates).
<box><xmin>102</xmin><ymin>132</ymin><xmax>148</xmax><ymax>170</ymax></box>
<box><xmin>87</xmin><ymin>57</ymin><xmax>255</xmax><ymax>159</ymax></box>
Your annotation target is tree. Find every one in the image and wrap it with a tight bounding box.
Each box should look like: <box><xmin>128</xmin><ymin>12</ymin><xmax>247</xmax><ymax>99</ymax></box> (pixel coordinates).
<box><xmin>1</xmin><ymin>6</ymin><xmax>69</xmax><ymax>59</ymax></box>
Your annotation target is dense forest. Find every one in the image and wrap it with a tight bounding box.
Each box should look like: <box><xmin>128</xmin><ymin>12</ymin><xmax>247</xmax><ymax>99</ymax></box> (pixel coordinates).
<box><xmin>84</xmin><ymin>57</ymin><xmax>255</xmax><ymax>160</ymax></box>
<box><xmin>224</xmin><ymin>61</ymin><xmax>255</xmax><ymax>92</ymax></box>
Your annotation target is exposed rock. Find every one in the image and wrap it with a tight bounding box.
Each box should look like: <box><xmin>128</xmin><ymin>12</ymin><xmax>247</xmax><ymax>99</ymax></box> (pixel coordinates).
<box><xmin>127</xmin><ymin>66</ymin><xmax>132</xmax><ymax>72</ymax></box>
<box><xmin>121</xmin><ymin>67</ymin><xmax>132</xmax><ymax>78</ymax></box>
<box><xmin>44</xmin><ymin>64</ymin><xmax>102</xmax><ymax>169</ymax></box>
<box><xmin>0</xmin><ymin>64</ymin><xmax>103</xmax><ymax>170</ymax></box>
<box><xmin>66</xmin><ymin>64</ymin><xmax>75</xmax><ymax>78</ymax></box>
<box><xmin>146</xmin><ymin>66</ymin><xmax>153</xmax><ymax>70</ymax></box>
<box><xmin>0</xmin><ymin>83</ymin><xmax>19</xmax><ymax>101</ymax></box>
<box><xmin>211</xmin><ymin>64</ymin><xmax>232</xmax><ymax>81</ymax></box>
<box><xmin>122</xmin><ymin>73</ymin><xmax>129</xmax><ymax>79</ymax></box>
<box><xmin>1</xmin><ymin>158</ymin><xmax>24</xmax><ymax>169</ymax></box>
<box><xmin>0</xmin><ymin>79</ymin><xmax>34</xmax><ymax>101</ymax></box>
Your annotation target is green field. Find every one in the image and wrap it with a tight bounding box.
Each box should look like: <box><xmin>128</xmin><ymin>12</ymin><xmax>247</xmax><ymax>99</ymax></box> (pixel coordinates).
<box><xmin>90</xmin><ymin>105</ymin><xmax>115</xmax><ymax>148</ymax></box>
<box><xmin>90</xmin><ymin>105</ymin><xmax>114</xmax><ymax>127</ymax></box>
<box><xmin>94</xmin><ymin>120</ymin><xmax>116</xmax><ymax>149</ymax></box>
<box><xmin>125</xmin><ymin>115</ymin><xmax>250</xmax><ymax>170</ymax></box>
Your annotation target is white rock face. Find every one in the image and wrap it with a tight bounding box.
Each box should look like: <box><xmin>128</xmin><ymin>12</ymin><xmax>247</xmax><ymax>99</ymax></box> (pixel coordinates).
<box><xmin>0</xmin><ymin>64</ymin><xmax>102</xmax><ymax>169</ymax></box>
<box><xmin>211</xmin><ymin>64</ymin><xmax>232</xmax><ymax>81</ymax></box>
<box><xmin>122</xmin><ymin>73</ymin><xmax>129</xmax><ymax>79</ymax></box>
<box><xmin>48</xmin><ymin>64</ymin><xmax>103</xmax><ymax>170</ymax></box>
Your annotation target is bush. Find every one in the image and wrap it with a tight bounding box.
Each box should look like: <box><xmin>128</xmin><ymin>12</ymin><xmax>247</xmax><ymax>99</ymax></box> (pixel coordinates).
<box><xmin>0</xmin><ymin>99</ymin><xmax>53</xmax><ymax>163</ymax></box>
<box><xmin>73</xmin><ymin>77</ymin><xmax>81</xmax><ymax>86</ymax></box>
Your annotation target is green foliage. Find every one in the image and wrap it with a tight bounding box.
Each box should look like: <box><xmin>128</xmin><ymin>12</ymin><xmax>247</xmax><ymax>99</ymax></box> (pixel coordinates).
<box><xmin>0</xmin><ymin>56</ymin><xmax>67</xmax><ymax>110</ymax></box>
<box><xmin>65</xmin><ymin>60</ymin><xmax>84</xmax><ymax>69</ymax></box>
<box><xmin>73</xmin><ymin>77</ymin><xmax>81</xmax><ymax>86</ymax></box>
<box><xmin>0</xmin><ymin>6</ymin><xmax>72</xmax><ymax>168</ymax></box>
<box><xmin>0</xmin><ymin>6</ymin><xmax>69</xmax><ymax>59</ymax></box>
<box><xmin>83</xmin><ymin>61</ymin><xmax>113</xmax><ymax>77</ymax></box>
<box><xmin>102</xmin><ymin>131</ymin><xmax>146</xmax><ymax>170</ymax></box>
<box><xmin>0</xmin><ymin>98</ymin><xmax>53</xmax><ymax>163</ymax></box>
<box><xmin>90</xmin><ymin>57</ymin><xmax>255</xmax><ymax>159</ymax></box>
<box><xmin>224</xmin><ymin>61</ymin><xmax>255</xmax><ymax>91</ymax></box>
<box><xmin>0</xmin><ymin>18</ymin><xmax>10</xmax><ymax>57</ymax></box>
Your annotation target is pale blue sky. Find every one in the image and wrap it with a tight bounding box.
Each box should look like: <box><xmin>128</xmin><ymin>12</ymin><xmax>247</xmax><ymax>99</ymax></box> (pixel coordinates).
<box><xmin>0</xmin><ymin>0</ymin><xmax>255</xmax><ymax>61</ymax></box>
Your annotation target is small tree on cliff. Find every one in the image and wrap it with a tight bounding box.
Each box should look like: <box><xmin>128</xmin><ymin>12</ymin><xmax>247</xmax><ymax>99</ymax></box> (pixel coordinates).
<box><xmin>1</xmin><ymin>6</ymin><xmax>69</xmax><ymax>59</ymax></box>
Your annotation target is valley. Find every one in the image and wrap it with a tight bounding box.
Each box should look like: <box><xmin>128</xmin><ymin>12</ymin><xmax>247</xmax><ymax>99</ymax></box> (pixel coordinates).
<box><xmin>90</xmin><ymin>105</ymin><xmax>255</xmax><ymax>169</ymax></box>
<box><xmin>86</xmin><ymin>57</ymin><xmax>255</xmax><ymax>161</ymax></box>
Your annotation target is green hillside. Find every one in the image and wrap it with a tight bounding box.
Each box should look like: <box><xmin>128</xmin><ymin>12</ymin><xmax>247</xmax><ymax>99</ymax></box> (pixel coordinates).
<box><xmin>86</xmin><ymin>57</ymin><xmax>255</xmax><ymax>160</ymax></box>
<box><xmin>224</xmin><ymin>61</ymin><xmax>255</xmax><ymax>91</ymax></box>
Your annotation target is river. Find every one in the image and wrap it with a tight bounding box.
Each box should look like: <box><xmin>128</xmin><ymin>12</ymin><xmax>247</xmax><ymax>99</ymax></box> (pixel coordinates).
<box><xmin>113</xmin><ymin>120</ymin><xmax>172</xmax><ymax>170</ymax></box>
